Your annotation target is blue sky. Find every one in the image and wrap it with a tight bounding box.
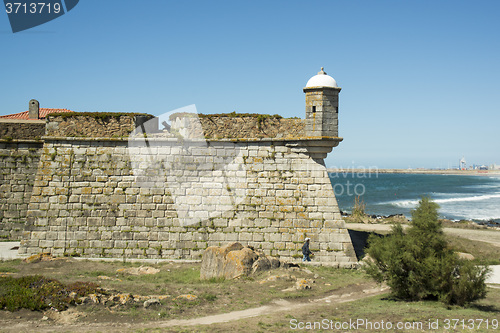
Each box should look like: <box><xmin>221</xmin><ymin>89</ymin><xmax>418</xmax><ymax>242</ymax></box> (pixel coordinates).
<box><xmin>1</xmin><ymin>0</ymin><xmax>499</xmax><ymax>168</ymax></box>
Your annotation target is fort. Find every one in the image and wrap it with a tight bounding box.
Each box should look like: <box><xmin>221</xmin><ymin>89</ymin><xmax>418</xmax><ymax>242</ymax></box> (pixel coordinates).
<box><xmin>0</xmin><ymin>69</ymin><xmax>357</xmax><ymax>267</ymax></box>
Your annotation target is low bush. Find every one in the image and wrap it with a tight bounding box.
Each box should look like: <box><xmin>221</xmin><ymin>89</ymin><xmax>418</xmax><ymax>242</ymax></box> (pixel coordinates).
<box><xmin>0</xmin><ymin>275</ymin><xmax>100</xmax><ymax>311</ymax></box>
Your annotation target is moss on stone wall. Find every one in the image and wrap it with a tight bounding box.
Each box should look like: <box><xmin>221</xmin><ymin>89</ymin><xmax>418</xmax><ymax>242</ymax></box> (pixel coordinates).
<box><xmin>46</xmin><ymin>112</ymin><xmax>154</xmax><ymax>138</ymax></box>
<box><xmin>169</xmin><ymin>111</ymin><xmax>284</xmax><ymax>121</ymax></box>
<box><xmin>0</xmin><ymin>122</ymin><xmax>45</xmax><ymax>140</ymax></box>
<box><xmin>168</xmin><ymin>112</ymin><xmax>305</xmax><ymax>139</ymax></box>
<box><xmin>48</xmin><ymin>112</ymin><xmax>153</xmax><ymax>120</ymax></box>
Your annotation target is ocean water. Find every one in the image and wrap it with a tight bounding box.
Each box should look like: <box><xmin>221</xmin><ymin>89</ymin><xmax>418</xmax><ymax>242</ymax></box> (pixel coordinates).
<box><xmin>330</xmin><ymin>172</ymin><xmax>500</xmax><ymax>224</ymax></box>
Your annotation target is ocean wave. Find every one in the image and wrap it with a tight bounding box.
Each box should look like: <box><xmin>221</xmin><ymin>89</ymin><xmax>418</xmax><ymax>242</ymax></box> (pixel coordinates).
<box><xmin>388</xmin><ymin>193</ymin><xmax>500</xmax><ymax>208</ymax></box>
<box><xmin>389</xmin><ymin>199</ymin><xmax>419</xmax><ymax>208</ymax></box>
<box><xmin>440</xmin><ymin>208</ymin><xmax>500</xmax><ymax>222</ymax></box>
<box><xmin>435</xmin><ymin>193</ymin><xmax>500</xmax><ymax>203</ymax></box>
<box><xmin>463</xmin><ymin>183</ymin><xmax>500</xmax><ymax>189</ymax></box>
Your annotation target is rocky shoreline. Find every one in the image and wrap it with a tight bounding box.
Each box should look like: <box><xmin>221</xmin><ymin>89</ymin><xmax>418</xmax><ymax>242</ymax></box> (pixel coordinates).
<box><xmin>341</xmin><ymin>211</ymin><xmax>500</xmax><ymax>230</ymax></box>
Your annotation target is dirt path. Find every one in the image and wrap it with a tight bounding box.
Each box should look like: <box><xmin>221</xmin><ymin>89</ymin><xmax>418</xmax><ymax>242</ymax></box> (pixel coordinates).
<box><xmin>153</xmin><ymin>283</ymin><xmax>388</xmax><ymax>328</ymax></box>
<box><xmin>347</xmin><ymin>223</ymin><xmax>500</xmax><ymax>248</ymax></box>
<box><xmin>442</xmin><ymin>228</ymin><xmax>500</xmax><ymax>247</ymax></box>
<box><xmin>0</xmin><ymin>283</ymin><xmax>388</xmax><ymax>332</ymax></box>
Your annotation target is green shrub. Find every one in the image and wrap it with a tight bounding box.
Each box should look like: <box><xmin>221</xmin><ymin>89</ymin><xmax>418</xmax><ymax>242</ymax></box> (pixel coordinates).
<box><xmin>437</xmin><ymin>257</ymin><xmax>489</xmax><ymax>306</ymax></box>
<box><xmin>364</xmin><ymin>197</ymin><xmax>489</xmax><ymax>306</ymax></box>
<box><xmin>0</xmin><ymin>275</ymin><xmax>100</xmax><ymax>311</ymax></box>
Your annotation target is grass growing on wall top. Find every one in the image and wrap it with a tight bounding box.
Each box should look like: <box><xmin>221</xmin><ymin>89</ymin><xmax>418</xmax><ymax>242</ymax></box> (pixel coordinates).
<box><xmin>168</xmin><ymin>111</ymin><xmax>284</xmax><ymax>121</ymax></box>
<box><xmin>47</xmin><ymin>112</ymin><xmax>154</xmax><ymax>120</ymax></box>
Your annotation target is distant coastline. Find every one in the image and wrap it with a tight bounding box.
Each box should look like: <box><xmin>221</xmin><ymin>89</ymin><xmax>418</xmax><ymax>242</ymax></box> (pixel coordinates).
<box><xmin>327</xmin><ymin>168</ymin><xmax>500</xmax><ymax>176</ymax></box>
<box><xmin>330</xmin><ymin>171</ymin><xmax>500</xmax><ymax>224</ymax></box>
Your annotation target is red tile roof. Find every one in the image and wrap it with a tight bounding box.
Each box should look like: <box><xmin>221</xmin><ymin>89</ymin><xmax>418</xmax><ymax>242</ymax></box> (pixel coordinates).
<box><xmin>0</xmin><ymin>108</ymin><xmax>74</xmax><ymax>120</ymax></box>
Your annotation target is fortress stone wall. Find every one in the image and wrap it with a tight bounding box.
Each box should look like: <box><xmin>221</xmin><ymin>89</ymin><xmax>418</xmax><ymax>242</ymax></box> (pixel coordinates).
<box><xmin>0</xmin><ymin>140</ymin><xmax>43</xmax><ymax>239</ymax></box>
<box><xmin>2</xmin><ymin>69</ymin><xmax>357</xmax><ymax>266</ymax></box>
<box><xmin>18</xmin><ymin>135</ymin><xmax>356</xmax><ymax>266</ymax></box>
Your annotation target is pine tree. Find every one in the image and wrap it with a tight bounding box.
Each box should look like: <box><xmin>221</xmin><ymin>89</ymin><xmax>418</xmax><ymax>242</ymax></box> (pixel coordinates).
<box><xmin>364</xmin><ymin>197</ymin><xmax>489</xmax><ymax>306</ymax></box>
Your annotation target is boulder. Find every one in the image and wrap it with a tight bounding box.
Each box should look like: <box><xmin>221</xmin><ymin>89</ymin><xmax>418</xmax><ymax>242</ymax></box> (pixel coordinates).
<box><xmin>174</xmin><ymin>294</ymin><xmax>198</xmax><ymax>301</ymax></box>
<box><xmin>88</xmin><ymin>294</ymin><xmax>101</xmax><ymax>304</ymax></box>
<box><xmin>116</xmin><ymin>266</ymin><xmax>160</xmax><ymax>275</ymax></box>
<box><xmin>200</xmin><ymin>242</ymin><xmax>244</xmax><ymax>280</ymax></box>
<box><xmin>110</xmin><ymin>293</ymin><xmax>134</xmax><ymax>305</ymax></box>
<box><xmin>143</xmin><ymin>298</ymin><xmax>161</xmax><ymax>308</ymax></box>
<box><xmin>281</xmin><ymin>278</ymin><xmax>315</xmax><ymax>292</ymax></box>
<box><xmin>200</xmin><ymin>242</ymin><xmax>282</xmax><ymax>280</ymax></box>
<box><xmin>295</xmin><ymin>278</ymin><xmax>314</xmax><ymax>290</ymax></box>
<box><xmin>269</xmin><ymin>257</ymin><xmax>281</xmax><ymax>269</ymax></box>
<box><xmin>252</xmin><ymin>256</ymin><xmax>271</xmax><ymax>274</ymax></box>
<box><xmin>457</xmin><ymin>252</ymin><xmax>475</xmax><ymax>260</ymax></box>
<box><xmin>221</xmin><ymin>242</ymin><xmax>244</xmax><ymax>256</ymax></box>
<box><xmin>223</xmin><ymin>247</ymin><xmax>258</xmax><ymax>279</ymax></box>
<box><xmin>23</xmin><ymin>252</ymin><xmax>61</xmax><ymax>263</ymax></box>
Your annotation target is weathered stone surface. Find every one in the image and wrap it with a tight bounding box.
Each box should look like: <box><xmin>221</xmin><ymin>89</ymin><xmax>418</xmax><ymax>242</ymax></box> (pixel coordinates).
<box><xmin>174</xmin><ymin>294</ymin><xmax>198</xmax><ymax>301</ymax></box>
<box><xmin>200</xmin><ymin>242</ymin><xmax>243</xmax><ymax>280</ymax></box>
<box><xmin>14</xmin><ymin>119</ymin><xmax>356</xmax><ymax>266</ymax></box>
<box><xmin>45</xmin><ymin>114</ymin><xmax>150</xmax><ymax>138</ymax></box>
<box><xmin>201</xmin><ymin>242</ymin><xmax>285</xmax><ymax>280</ymax></box>
<box><xmin>295</xmin><ymin>278</ymin><xmax>314</xmax><ymax>290</ymax></box>
<box><xmin>0</xmin><ymin>141</ymin><xmax>43</xmax><ymax>240</ymax></box>
<box><xmin>269</xmin><ymin>257</ymin><xmax>281</xmax><ymax>269</ymax></box>
<box><xmin>0</xmin><ymin>121</ymin><xmax>45</xmax><ymax>140</ymax></box>
<box><xmin>110</xmin><ymin>293</ymin><xmax>134</xmax><ymax>305</ymax></box>
<box><xmin>251</xmin><ymin>256</ymin><xmax>272</xmax><ymax>274</ymax></box>
<box><xmin>224</xmin><ymin>247</ymin><xmax>259</xmax><ymax>279</ymax></box>
<box><xmin>169</xmin><ymin>115</ymin><xmax>306</xmax><ymax>140</ymax></box>
<box><xmin>143</xmin><ymin>298</ymin><xmax>161</xmax><ymax>308</ymax></box>
<box><xmin>23</xmin><ymin>252</ymin><xmax>64</xmax><ymax>263</ymax></box>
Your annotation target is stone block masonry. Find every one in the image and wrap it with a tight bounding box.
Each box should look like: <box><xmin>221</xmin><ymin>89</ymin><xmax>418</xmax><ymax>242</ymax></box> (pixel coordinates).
<box><xmin>0</xmin><ymin>140</ymin><xmax>43</xmax><ymax>239</ymax></box>
<box><xmin>20</xmin><ymin>136</ymin><xmax>357</xmax><ymax>267</ymax></box>
<box><xmin>0</xmin><ymin>120</ymin><xmax>45</xmax><ymax>140</ymax></box>
<box><xmin>304</xmin><ymin>87</ymin><xmax>340</xmax><ymax>138</ymax></box>
<box><xmin>45</xmin><ymin>113</ymin><xmax>156</xmax><ymax>138</ymax></box>
<box><xmin>170</xmin><ymin>114</ymin><xmax>306</xmax><ymax>140</ymax></box>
